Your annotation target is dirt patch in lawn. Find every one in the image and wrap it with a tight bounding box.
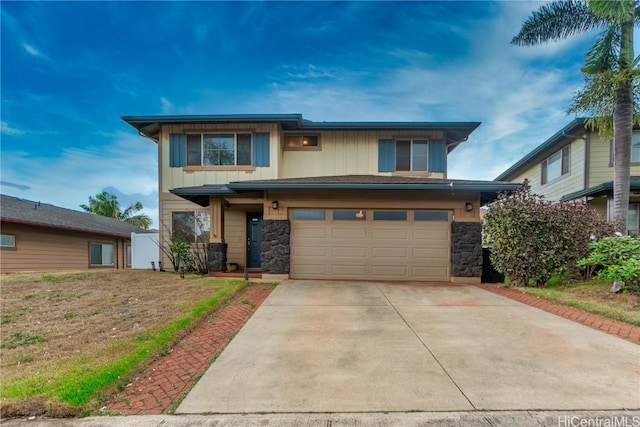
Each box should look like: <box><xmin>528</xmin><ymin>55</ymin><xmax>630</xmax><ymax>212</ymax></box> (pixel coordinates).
<box><xmin>0</xmin><ymin>270</ymin><xmax>232</xmax><ymax>392</ymax></box>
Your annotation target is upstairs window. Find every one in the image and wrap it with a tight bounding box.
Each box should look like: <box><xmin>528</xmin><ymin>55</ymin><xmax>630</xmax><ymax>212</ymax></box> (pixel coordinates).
<box><xmin>378</xmin><ymin>139</ymin><xmax>445</xmax><ymax>173</ymax></box>
<box><xmin>284</xmin><ymin>134</ymin><xmax>320</xmax><ymax>150</ymax></box>
<box><xmin>396</xmin><ymin>140</ymin><xmax>428</xmax><ymax>171</ymax></box>
<box><xmin>633</xmin><ymin>132</ymin><xmax>640</xmax><ymax>163</ymax></box>
<box><xmin>541</xmin><ymin>146</ymin><xmax>570</xmax><ymax>185</ymax></box>
<box><xmin>186</xmin><ymin>133</ymin><xmax>252</xmax><ymax>166</ymax></box>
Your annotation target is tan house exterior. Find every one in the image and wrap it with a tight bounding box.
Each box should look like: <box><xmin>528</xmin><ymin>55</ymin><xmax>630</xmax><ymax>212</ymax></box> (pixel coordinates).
<box><xmin>495</xmin><ymin>118</ymin><xmax>640</xmax><ymax>236</ymax></box>
<box><xmin>123</xmin><ymin>114</ymin><xmax>518</xmax><ymax>283</ymax></box>
<box><xmin>0</xmin><ymin>195</ymin><xmax>148</xmax><ymax>273</ymax></box>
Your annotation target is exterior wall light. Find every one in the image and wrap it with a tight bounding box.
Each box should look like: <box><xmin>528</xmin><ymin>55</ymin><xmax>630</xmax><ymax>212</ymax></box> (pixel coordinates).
<box><xmin>272</xmin><ymin>200</ymin><xmax>279</xmax><ymax>210</ymax></box>
<box><xmin>465</xmin><ymin>202</ymin><xmax>473</xmax><ymax>212</ymax></box>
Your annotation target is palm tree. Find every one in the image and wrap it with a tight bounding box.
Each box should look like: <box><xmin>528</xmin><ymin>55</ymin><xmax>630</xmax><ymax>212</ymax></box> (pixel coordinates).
<box><xmin>512</xmin><ymin>0</ymin><xmax>639</xmax><ymax>230</ymax></box>
<box><xmin>81</xmin><ymin>191</ymin><xmax>153</xmax><ymax>229</ymax></box>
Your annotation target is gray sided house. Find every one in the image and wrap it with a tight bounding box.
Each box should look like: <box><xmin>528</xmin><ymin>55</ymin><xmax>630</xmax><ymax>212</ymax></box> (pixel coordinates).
<box><xmin>0</xmin><ymin>194</ymin><xmax>149</xmax><ymax>273</ymax></box>
<box><xmin>123</xmin><ymin>114</ymin><xmax>518</xmax><ymax>283</ymax></box>
<box><xmin>496</xmin><ymin>118</ymin><xmax>640</xmax><ymax>235</ymax></box>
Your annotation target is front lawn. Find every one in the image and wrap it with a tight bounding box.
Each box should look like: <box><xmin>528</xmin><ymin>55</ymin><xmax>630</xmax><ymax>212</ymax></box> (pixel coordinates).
<box><xmin>518</xmin><ymin>278</ymin><xmax>640</xmax><ymax>327</ymax></box>
<box><xmin>0</xmin><ymin>270</ymin><xmax>248</xmax><ymax>417</ymax></box>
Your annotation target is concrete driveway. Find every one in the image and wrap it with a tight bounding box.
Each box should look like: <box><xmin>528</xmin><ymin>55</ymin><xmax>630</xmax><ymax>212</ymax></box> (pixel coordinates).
<box><xmin>176</xmin><ymin>281</ymin><xmax>640</xmax><ymax>414</ymax></box>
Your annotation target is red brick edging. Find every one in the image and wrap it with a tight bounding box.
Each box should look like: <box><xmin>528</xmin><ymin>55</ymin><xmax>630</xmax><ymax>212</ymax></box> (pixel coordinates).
<box><xmin>106</xmin><ymin>283</ymin><xmax>274</xmax><ymax>415</ymax></box>
<box><xmin>475</xmin><ymin>283</ymin><xmax>640</xmax><ymax>344</ymax></box>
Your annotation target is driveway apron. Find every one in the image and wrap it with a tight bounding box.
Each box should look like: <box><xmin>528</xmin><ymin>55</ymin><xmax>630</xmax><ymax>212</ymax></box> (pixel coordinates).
<box><xmin>176</xmin><ymin>281</ymin><xmax>640</xmax><ymax>414</ymax></box>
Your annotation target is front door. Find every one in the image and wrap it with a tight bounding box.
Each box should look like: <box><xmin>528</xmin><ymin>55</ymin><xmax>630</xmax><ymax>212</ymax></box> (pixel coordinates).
<box><xmin>246</xmin><ymin>213</ymin><xmax>263</xmax><ymax>269</ymax></box>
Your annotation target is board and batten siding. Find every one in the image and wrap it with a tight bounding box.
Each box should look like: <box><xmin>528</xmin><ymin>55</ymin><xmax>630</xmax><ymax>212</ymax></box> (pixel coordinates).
<box><xmin>508</xmin><ymin>138</ymin><xmax>586</xmax><ymax>202</ymax></box>
<box><xmin>0</xmin><ymin>222</ymin><xmax>128</xmax><ymax>274</ymax></box>
<box><xmin>224</xmin><ymin>209</ymin><xmax>247</xmax><ymax>267</ymax></box>
<box><xmin>159</xmin><ymin>123</ymin><xmax>281</xmax><ymax>193</ymax></box>
<box><xmin>281</xmin><ymin>130</ymin><xmax>446</xmax><ymax>179</ymax></box>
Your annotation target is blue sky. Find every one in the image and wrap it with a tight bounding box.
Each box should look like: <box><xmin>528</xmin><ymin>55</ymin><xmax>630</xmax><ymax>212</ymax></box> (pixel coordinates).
<box><xmin>2</xmin><ymin>1</ymin><xmax>638</xmax><ymax>228</ymax></box>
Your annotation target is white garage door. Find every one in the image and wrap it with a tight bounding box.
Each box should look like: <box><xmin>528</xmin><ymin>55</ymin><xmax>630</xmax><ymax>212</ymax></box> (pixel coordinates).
<box><xmin>290</xmin><ymin>209</ymin><xmax>450</xmax><ymax>281</ymax></box>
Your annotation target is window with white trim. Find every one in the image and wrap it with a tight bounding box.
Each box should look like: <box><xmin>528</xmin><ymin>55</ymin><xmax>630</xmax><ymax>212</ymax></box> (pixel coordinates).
<box><xmin>89</xmin><ymin>243</ymin><xmax>114</xmax><ymax>267</ymax></box>
<box><xmin>172</xmin><ymin>211</ymin><xmax>210</xmax><ymax>243</ymax></box>
<box><xmin>541</xmin><ymin>146</ymin><xmax>570</xmax><ymax>185</ymax></box>
<box><xmin>186</xmin><ymin>133</ymin><xmax>252</xmax><ymax>166</ymax></box>
<box><xmin>1</xmin><ymin>234</ymin><xmax>16</xmax><ymax>249</ymax></box>
<box><xmin>628</xmin><ymin>204</ymin><xmax>639</xmax><ymax>237</ymax></box>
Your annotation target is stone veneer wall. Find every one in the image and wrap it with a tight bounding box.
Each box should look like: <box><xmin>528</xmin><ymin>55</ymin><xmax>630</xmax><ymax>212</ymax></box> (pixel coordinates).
<box><xmin>261</xmin><ymin>220</ymin><xmax>290</xmax><ymax>274</ymax></box>
<box><xmin>207</xmin><ymin>242</ymin><xmax>227</xmax><ymax>272</ymax></box>
<box><xmin>451</xmin><ymin>222</ymin><xmax>482</xmax><ymax>277</ymax></box>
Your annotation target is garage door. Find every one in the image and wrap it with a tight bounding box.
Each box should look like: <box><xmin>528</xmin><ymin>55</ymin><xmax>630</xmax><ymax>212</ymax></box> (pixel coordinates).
<box><xmin>290</xmin><ymin>209</ymin><xmax>450</xmax><ymax>281</ymax></box>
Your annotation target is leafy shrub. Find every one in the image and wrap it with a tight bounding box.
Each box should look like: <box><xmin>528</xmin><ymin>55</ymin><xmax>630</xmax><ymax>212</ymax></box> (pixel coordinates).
<box><xmin>578</xmin><ymin>236</ymin><xmax>640</xmax><ymax>290</ymax></box>
<box><xmin>484</xmin><ymin>181</ymin><xmax>619</xmax><ymax>287</ymax></box>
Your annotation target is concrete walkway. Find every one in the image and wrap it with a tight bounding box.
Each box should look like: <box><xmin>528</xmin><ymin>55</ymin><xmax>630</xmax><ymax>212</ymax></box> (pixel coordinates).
<box><xmin>177</xmin><ymin>281</ymin><xmax>640</xmax><ymax>414</ymax></box>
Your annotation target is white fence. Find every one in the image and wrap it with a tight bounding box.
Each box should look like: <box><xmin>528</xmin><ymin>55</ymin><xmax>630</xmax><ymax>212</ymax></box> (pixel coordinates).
<box><xmin>130</xmin><ymin>232</ymin><xmax>160</xmax><ymax>269</ymax></box>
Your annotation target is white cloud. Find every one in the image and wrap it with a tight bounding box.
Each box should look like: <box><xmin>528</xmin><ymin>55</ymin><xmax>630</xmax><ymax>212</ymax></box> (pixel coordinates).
<box><xmin>1</xmin><ymin>131</ymin><xmax>160</xmax><ymax>227</ymax></box>
<box><xmin>1</xmin><ymin>121</ymin><xmax>25</xmax><ymax>136</ymax></box>
<box><xmin>22</xmin><ymin>43</ymin><xmax>46</xmax><ymax>59</ymax></box>
<box><xmin>160</xmin><ymin>97</ymin><xmax>174</xmax><ymax>114</ymax></box>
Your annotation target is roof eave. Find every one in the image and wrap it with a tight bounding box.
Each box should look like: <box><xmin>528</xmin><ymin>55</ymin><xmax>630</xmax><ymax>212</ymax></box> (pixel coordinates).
<box><xmin>0</xmin><ymin>217</ymin><xmax>133</xmax><ymax>239</ymax></box>
<box><xmin>495</xmin><ymin>118</ymin><xmax>588</xmax><ymax>181</ymax></box>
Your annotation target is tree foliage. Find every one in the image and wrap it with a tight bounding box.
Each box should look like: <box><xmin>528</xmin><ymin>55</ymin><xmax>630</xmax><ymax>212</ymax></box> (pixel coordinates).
<box><xmin>80</xmin><ymin>191</ymin><xmax>153</xmax><ymax>229</ymax></box>
<box><xmin>513</xmin><ymin>0</ymin><xmax>639</xmax><ymax>227</ymax></box>
<box><xmin>578</xmin><ymin>236</ymin><xmax>640</xmax><ymax>290</ymax></box>
<box><xmin>484</xmin><ymin>182</ymin><xmax>619</xmax><ymax>287</ymax></box>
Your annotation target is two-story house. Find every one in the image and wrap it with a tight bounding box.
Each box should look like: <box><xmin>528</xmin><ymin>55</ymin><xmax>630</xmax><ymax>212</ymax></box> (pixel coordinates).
<box><xmin>495</xmin><ymin>118</ymin><xmax>640</xmax><ymax>235</ymax></box>
<box><xmin>123</xmin><ymin>114</ymin><xmax>517</xmax><ymax>282</ymax></box>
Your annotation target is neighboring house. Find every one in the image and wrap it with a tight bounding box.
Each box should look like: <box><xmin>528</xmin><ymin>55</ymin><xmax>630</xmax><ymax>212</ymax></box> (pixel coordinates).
<box><xmin>122</xmin><ymin>114</ymin><xmax>517</xmax><ymax>282</ymax></box>
<box><xmin>495</xmin><ymin>118</ymin><xmax>640</xmax><ymax>236</ymax></box>
<box><xmin>0</xmin><ymin>194</ymin><xmax>149</xmax><ymax>273</ymax></box>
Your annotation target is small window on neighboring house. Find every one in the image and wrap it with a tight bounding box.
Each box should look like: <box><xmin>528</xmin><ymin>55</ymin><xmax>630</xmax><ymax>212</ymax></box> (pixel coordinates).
<box><xmin>1</xmin><ymin>234</ymin><xmax>16</xmax><ymax>249</ymax></box>
<box><xmin>541</xmin><ymin>146</ymin><xmax>570</xmax><ymax>185</ymax></box>
<box><xmin>627</xmin><ymin>204</ymin><xmax>639</xmax><ymax>237</ymax></box>
<box><xmin>284</xmin><ymin>134</ymin><xmax>320</xmax><ymax>150</ymax></box>
<box><xmin>89</xmin><ymin>243</ymin><xmax>114</xmax><ymax>267</ymax></box>
<box><xmin>172</xmin><ymin>211</ymin><xmax>211</xmax><ymax>243</ymax></box>
<box><xmin>126</xmin><ymin>244</ymin><xmax>132</xmax><ymax>268</ymax></box>
<box><xmin>632</xmin><ymin>132</ymin><xmax>640</xmax><ymax>163</ymax></box>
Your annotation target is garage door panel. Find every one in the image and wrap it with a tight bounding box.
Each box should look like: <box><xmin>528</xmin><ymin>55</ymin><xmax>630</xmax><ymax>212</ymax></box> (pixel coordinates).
<box><xmin>372</xmin><ymin>247</ymin><xmax>407</xmax><ymax>258</ymax></box>
<box><xmin>293</xmin><ymin>246</ymin><xmax>328</xmax><ymax>257</ymax></box>
<box><xmin>332</xmin><ymin>228</ymin><xmax>367</xmax><ymax>239</ymax></box>
<box><xmin>413</xmin><ymin>228</ymin><xmax>449</xmax><ymax>240</ymax></box>
<box><xmin>372</xmin><ymin>265</ymin><xmax>409</xmax><ymax>277</ymax></box>
<box><xmin>331</xmin><ymin>264</ymin><xmax>368</xmax><ymax>276</ymax></box>
<box><xmin>331</xmin><ymin>247</ymin><xmax>367</xmax><ymax>258</ymax></box>
<box><xmin>293</xmin><ymin>228</ymin><xmax>328</xmax><ymax>239</ymax></box>
<box><xmin>291</xmin><ymin>210</ymin><xmax>451</xmax><ymax>281</ymax></box>
<box><xmin>291</xmin><ymin>264</ymin><xmax>327</xmax><ymax>276</ymax></box>
<box><xmin>373</xmin><ymin>228</ymin><xmax>408</xmax><ymax>239</ymax></box>
<box><xmin>413</xmin><ymin>248</ymin><xmax>448</xmax><ymax>260</ymax></box>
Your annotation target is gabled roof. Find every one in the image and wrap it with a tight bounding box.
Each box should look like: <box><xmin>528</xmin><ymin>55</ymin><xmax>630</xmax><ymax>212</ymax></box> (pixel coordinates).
<box><xmin>121</xmin><ymin>114</ymin><xmax>480</xmax><ymax>152</ymax></box>
<box><xmin>170</xmin><ymin>175</ymin><xmax>519</xmax><ymax>207</ymax></box>
<box><xmin>560</xmin><ymin>176</ymin><xmax>640</xmax><ymax>201</ymax></box>
<box><xmin>495</xmin><ymin>118</ymin><xmax>588</xmax><ymax>181</ymax></box>
<box><xmin>0</xmin><ymin>194</ymin><xmax>150</xmax><ymax>238</ymax></box>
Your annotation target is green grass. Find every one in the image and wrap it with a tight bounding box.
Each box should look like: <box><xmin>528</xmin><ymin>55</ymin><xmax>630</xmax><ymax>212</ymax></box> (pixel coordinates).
<box><xmin>0</xmin><ymin>279</ymin><xmax>248</xmax><ymax>409</ymax></box>
<box><xmin>519</xmin><ymin>279</ymin><xmax>640</xmax><ymax>327</ymax></box>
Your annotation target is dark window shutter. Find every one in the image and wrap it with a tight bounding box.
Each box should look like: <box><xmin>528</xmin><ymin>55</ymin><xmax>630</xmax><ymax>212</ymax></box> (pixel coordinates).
<box><xmin>562</xmin><ymin>146</ymin><xmax>570</xmax><ymax>175</ymax></box>
<box><xmin>252</xmin><ymin>132</ymin><xmax>270</xmax><ymax>167</ymax></box>
<box><xmin>378</xmin><ymin>139</ymin><xmax>395</xmax><ymax>172</ymax></box>
<box><xmin>169</xmin><ymin>133</ymin><xmax>186</xmax><ymax>167</ymax></box>
<box><xmin>428</xmin><ymin>139</ymin><xmax>446</xmax><ymax>173</ymax></box>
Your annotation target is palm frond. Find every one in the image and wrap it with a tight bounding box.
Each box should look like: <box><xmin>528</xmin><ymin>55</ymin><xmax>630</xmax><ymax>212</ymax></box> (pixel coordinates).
<box><xmin>512</xmin><ymin>0</ymin><xmax>608</xmax><ymax>46</ymax></box>
<box><xmin>588</xmin><ymin>0</ymin><xmax>636</xmax><ymax>23</ymax></box>
<box><xmin>582</xmin><ymin>26</ymin><xmax>620</xmax><ymax>74</ymax></box>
